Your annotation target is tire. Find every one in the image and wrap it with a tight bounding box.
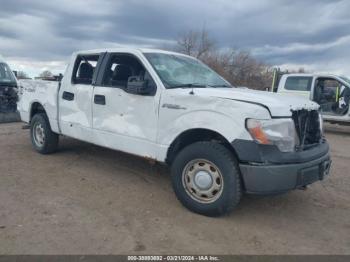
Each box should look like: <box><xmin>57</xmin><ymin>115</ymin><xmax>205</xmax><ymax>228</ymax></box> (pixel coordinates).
<box><xmin>171</xmin><ymin>141</ymin><xmax>242</xmax><ymax>217</ymax></box>
<box><xmin>30</xmin><ymin>113</ymin><xmax>59</xmax><ymax>154</ymax></box>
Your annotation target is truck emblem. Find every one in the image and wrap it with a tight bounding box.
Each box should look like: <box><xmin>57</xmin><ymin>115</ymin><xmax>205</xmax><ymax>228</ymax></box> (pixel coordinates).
<box><xmin>162</xmin><ymin>103</ymin><xmax>187</xmax><ymax>110</ymax></box>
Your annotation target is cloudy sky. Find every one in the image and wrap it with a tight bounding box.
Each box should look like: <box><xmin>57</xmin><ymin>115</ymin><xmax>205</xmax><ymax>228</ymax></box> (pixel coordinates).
<box><xmin>0</xmin><ymin>0</ymin><xmax>349</xmax><ymax>77</ymax></box>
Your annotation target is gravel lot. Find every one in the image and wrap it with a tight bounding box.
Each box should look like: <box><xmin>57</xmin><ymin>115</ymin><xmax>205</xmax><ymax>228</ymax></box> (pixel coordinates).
<box><xmin>0</xmin><ymin>122</ymin><xmax>349</xmax><ymax>255</ymax></box>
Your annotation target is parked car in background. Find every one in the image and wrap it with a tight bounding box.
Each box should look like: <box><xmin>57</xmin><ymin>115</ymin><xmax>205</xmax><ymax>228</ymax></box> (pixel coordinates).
<box><xmin>272</xmin><ymin>72</ymin><xmax>350</xmax><ymax>125</ymax></box>
<box><xmin>0</xmin><ymin>55</ymin><xmax>18</xmax><ymax>113</ymax></box>
<box><xmin>18</xmin><ymin>48</ymin><xmax>331</xmax><ymax>216</ymax></box>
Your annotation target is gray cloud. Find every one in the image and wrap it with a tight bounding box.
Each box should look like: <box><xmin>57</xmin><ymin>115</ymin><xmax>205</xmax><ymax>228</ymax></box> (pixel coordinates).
<box><xmin>0</xmin><ymin>0</ymin><xmax>349</xmax><ymax>76</ymax></box>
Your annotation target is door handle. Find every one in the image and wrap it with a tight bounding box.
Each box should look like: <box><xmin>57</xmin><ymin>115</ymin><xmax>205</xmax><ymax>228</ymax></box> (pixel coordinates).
<box><xmin>62</xmin><ymin>91</ymin><xmax>74</xmax><ymax>101</ymax></box>
<box><xmin>94</xmin><ymin>94</ymin><xmax>106</xmax><ymax>105</ymax></box>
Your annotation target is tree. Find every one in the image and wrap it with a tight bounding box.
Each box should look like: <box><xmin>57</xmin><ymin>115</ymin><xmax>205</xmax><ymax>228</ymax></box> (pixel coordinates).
<box><xmin>174</xmin><ymin>29</ymin><xmax>272</xmax><ymax>90</ymax></box>
<box><xmin>16</xmin><ymin>71</ymin><xmax>30</xmax><ymax>80</ymax></box>
<box><xmin>39</xmin><ymin>70</ymin><xmax>53</xmax><ymax>78</ymax></box>
<box><xmin>298</xmin><ymin>68</ymin><xmax>306</xmax><ymax>73</ymax></box>
<box><xmin>176</xmin><ymin>28</ymin><xmax>215</xmax><ymax>59</ymax></box>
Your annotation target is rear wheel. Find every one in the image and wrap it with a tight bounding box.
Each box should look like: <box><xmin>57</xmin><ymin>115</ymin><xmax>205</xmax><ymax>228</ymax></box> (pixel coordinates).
<box><xmin>30</xmin><ymin>113</ymin><xmax>59</xmax><ymax>154</ymax></box>
<box><xmin>171</xmin><ymin>142</ymin><xmax>242</xmax><ymax>216</ymax></box>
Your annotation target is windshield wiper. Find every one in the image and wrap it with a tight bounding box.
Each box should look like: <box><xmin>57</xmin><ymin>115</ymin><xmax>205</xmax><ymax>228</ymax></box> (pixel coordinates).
<box><xmin>169</xmin><ymin>83</ymin><xmax>207</xmax><ymax>89</ymax></box>
<box><xmin>207</xmin><ymin>84</ymin><xmax>231</xmax><ymax>88</ymax></box>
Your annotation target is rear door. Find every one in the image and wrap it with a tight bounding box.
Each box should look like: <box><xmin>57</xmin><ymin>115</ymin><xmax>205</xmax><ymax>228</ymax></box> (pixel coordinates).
<box><xmin>59</xmin><ymin>53</ymin><xmax>104</xmax><ymax>141</ymax></box>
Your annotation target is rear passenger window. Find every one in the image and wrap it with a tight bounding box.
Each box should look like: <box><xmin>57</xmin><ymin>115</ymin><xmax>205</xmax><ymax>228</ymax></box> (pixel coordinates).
<box><xmin>285</xmin><ymin>76</ymin><xmax>312</xmax><ymax>91</ymax></box>
<box><xmin>72</xmin><ymin>54</ymin><xmax>100</xmax><ymax>85</ymax></box>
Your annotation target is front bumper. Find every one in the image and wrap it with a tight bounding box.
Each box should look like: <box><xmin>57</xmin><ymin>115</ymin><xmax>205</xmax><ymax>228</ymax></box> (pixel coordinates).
<box><xmin>232</xmin><ymin>140</ymin><xmax>331</xmax><ymax>194</ymax></box>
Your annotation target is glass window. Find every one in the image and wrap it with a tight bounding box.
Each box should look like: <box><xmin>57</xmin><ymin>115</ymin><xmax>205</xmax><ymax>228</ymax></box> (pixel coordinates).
<box><xmin>285</xmin><ymin>76</ymin><xmax>312</xmax><ymax>91</ymax></box>
<box><xmin>72</xmin><ymin>55</ymin><xmax>99</xmax><ymax>85</ymax></box>
<box><xmin>103</xmin><ymin>54</ymin><xmax>151</xmax><ymax>89</ymax></box>
<box><xmin>0</xmin><ymin>63</ymin><xmax>16</xmax><ymax>86</ymax></box>
<box><xmin>323</xmin><ymin>79</ymin><xmax>341</xmax><ymax>88</ymax></box>
<box><xmin>144</xmin><ymin>53</ymin><xmax>231</xmax><ymax>88</ymax></box>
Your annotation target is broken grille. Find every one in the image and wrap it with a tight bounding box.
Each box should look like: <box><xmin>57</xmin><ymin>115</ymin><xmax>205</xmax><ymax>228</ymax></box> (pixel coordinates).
<box><xmin>292</xmin><ymin>109</ymin><xmax>322</xmax><ymax>151</ymax></box>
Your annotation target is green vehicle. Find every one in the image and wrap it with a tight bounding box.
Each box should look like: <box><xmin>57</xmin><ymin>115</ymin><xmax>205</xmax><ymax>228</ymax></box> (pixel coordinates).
<box><xmin>0</xmin><ymin>55</ymin><xmax>18</xmax><ymax>113</ymax></box>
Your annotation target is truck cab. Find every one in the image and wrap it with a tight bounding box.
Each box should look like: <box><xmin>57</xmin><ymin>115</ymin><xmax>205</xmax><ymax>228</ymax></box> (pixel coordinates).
<box><xmin>275</xmin><ymin>73</ymin><xmax>350</xmax><ymax>124</ymax></box>
<box><xmin>18</xmin><ymin>48</ymin><xmax>331</xmax><ymax>216</ymax></box>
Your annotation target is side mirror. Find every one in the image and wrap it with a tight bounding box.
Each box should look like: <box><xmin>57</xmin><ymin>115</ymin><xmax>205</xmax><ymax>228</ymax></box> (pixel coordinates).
<box><xmin>126</xmin><ymin>77</ymin><xmax>156</xmax><ymax>96</ymax></box>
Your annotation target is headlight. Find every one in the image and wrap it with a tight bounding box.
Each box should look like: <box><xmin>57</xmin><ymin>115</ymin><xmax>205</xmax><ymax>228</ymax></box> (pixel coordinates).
<box><xmin>246</xmin><ymin>118</ymin><xmax>298</xmax><ymax>152</ymax></box>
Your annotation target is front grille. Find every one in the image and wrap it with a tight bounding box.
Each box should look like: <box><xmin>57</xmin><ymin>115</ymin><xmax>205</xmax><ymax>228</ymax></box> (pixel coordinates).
<box><xmin>291</xmin><ymin>109</ymin><xmax>322</xmax><ymax>151</ymax></box>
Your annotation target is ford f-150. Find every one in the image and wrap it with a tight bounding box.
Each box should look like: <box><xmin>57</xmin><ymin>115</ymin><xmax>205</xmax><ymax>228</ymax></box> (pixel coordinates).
<box><xmin>18</xmin><ymin>48</ymin><xmax>332</xmax><ymax>216</ymax></box>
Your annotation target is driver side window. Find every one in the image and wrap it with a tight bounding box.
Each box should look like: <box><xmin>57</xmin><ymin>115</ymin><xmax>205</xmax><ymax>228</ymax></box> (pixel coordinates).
<box><xmin>314</xmin><ymin>77</ymin><xmax>349</xmax><ymax>115</ymax></box>
<box><xmin>315</xmin><ymin>78</ymin><xmax>341</xmax><ymax>103</ymax></box>
<box><xmin>102</xmin><ymin>54</ymin><xmax>154</xmax><ymax>90</ymax></box>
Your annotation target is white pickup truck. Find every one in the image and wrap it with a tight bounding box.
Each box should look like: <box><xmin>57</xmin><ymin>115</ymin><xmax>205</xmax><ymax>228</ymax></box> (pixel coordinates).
<box><xmin>18</xmin><ymin>48</ymin><xmax>331</xmax><ymax>216</ymax></box>
<box><xmin>274</xmin><ymin>73</ymin><xmax>350</xmax><ymax>124</ymax></box>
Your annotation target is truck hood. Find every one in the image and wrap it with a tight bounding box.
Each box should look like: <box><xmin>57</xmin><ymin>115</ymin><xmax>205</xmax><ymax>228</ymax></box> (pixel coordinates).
<box><xmin>195</xmin><ymin>88</ymin><xmax>319</xmax><ymax>117</ymax></box>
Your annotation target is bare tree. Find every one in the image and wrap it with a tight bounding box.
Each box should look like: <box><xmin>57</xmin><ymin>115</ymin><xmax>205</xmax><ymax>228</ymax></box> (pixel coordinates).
<box><xmin>16</xmin><ymin>71</ymin><xmax>30</xmax><ymax>80</ymax></box>
<box><xmin>174</xmin><ymin>29</ymin><xmax>273</xmax><ymax>90</ymax></box>
<box><xmin>206</xmin><ymin>49</ymin><xmax>272</xmax><ymax>89</ymax></box>
<box><xmin>39</xmin><ymin>70</ymin><xmax>53</xmax><ymax>78</ymax></box>
<box><xmin>298</xmin><ymin>67</ymin><xmax>306</xmax><ymax>73</ymax></box>
<box><xmin>279</xmin><ymin>67</ymin><xmax>309</xmax><ymax>74</ymax></box>
<box><xmin>176</xmin><ymin>28</ymin><xmax>215</xmax><ymax>59</ymax></box>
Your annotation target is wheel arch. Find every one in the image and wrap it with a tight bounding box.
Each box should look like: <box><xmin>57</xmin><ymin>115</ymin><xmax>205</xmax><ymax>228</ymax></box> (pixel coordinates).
<box><xmin>165</xmin><ymin>128</ymin><xmax>239</xmax><ymax>165</ymax></box>
<box><xmin>30</xmin><ymin>101</ymin><xmax>46</xmax><ymax>122</ymax></box>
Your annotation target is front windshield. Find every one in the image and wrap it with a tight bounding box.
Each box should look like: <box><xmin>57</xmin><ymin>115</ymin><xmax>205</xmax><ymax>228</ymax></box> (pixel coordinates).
<box><xmin>340</xmin><ymin>76</ymin><xmax>350</xmax><ymax>85</ymax></box>
<box><xmin>144</xmin><ymin>53</ymin><xmax>232</xmax><ymax>88</ymax></box>
<box><xmin>0</xmin><ymin>63</ymin><xmax>16</xmax><ymax>86</ymax></box>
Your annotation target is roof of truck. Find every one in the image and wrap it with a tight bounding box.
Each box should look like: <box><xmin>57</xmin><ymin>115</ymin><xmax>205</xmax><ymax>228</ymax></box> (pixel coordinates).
<box><xmin>282</xmin><ymin>73</ymin><xmax>341</xmax><ymax>78</ymax></box>
<box><xmin>72</xmin><ymin>47</ymin><xmax>192</xmax><ymax>58</ymax></box>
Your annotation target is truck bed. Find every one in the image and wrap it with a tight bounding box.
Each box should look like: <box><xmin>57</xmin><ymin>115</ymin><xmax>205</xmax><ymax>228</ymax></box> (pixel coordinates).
<box><xmin>17</xmin><ymin>79</ymin><xmax>60</xmax><ymax>132</ymax></box>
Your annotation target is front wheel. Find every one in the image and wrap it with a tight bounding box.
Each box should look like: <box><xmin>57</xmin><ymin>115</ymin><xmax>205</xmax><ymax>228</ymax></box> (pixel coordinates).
<box><xmin>171</xmin><ymin>142</ymin><xmax>242</xmax><ymax>217</ymax></box>
<box><xmin>30</xmin><ymin>113</ymin><xmax>59</xmax><ymax>154</ymax></box>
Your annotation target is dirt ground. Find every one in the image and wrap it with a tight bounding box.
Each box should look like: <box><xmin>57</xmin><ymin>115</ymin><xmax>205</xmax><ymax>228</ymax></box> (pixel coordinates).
<box><xmin>0</xmin><ymin>122</ymin><xmax>349</xmax><ymax>255</ymax></box>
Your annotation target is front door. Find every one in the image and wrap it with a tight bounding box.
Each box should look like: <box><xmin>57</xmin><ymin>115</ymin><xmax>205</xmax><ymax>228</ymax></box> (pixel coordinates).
<box><xmin>92</xmin><ymin>52</ymin><xmax>160</xmax><ymax>159</ymax></box>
